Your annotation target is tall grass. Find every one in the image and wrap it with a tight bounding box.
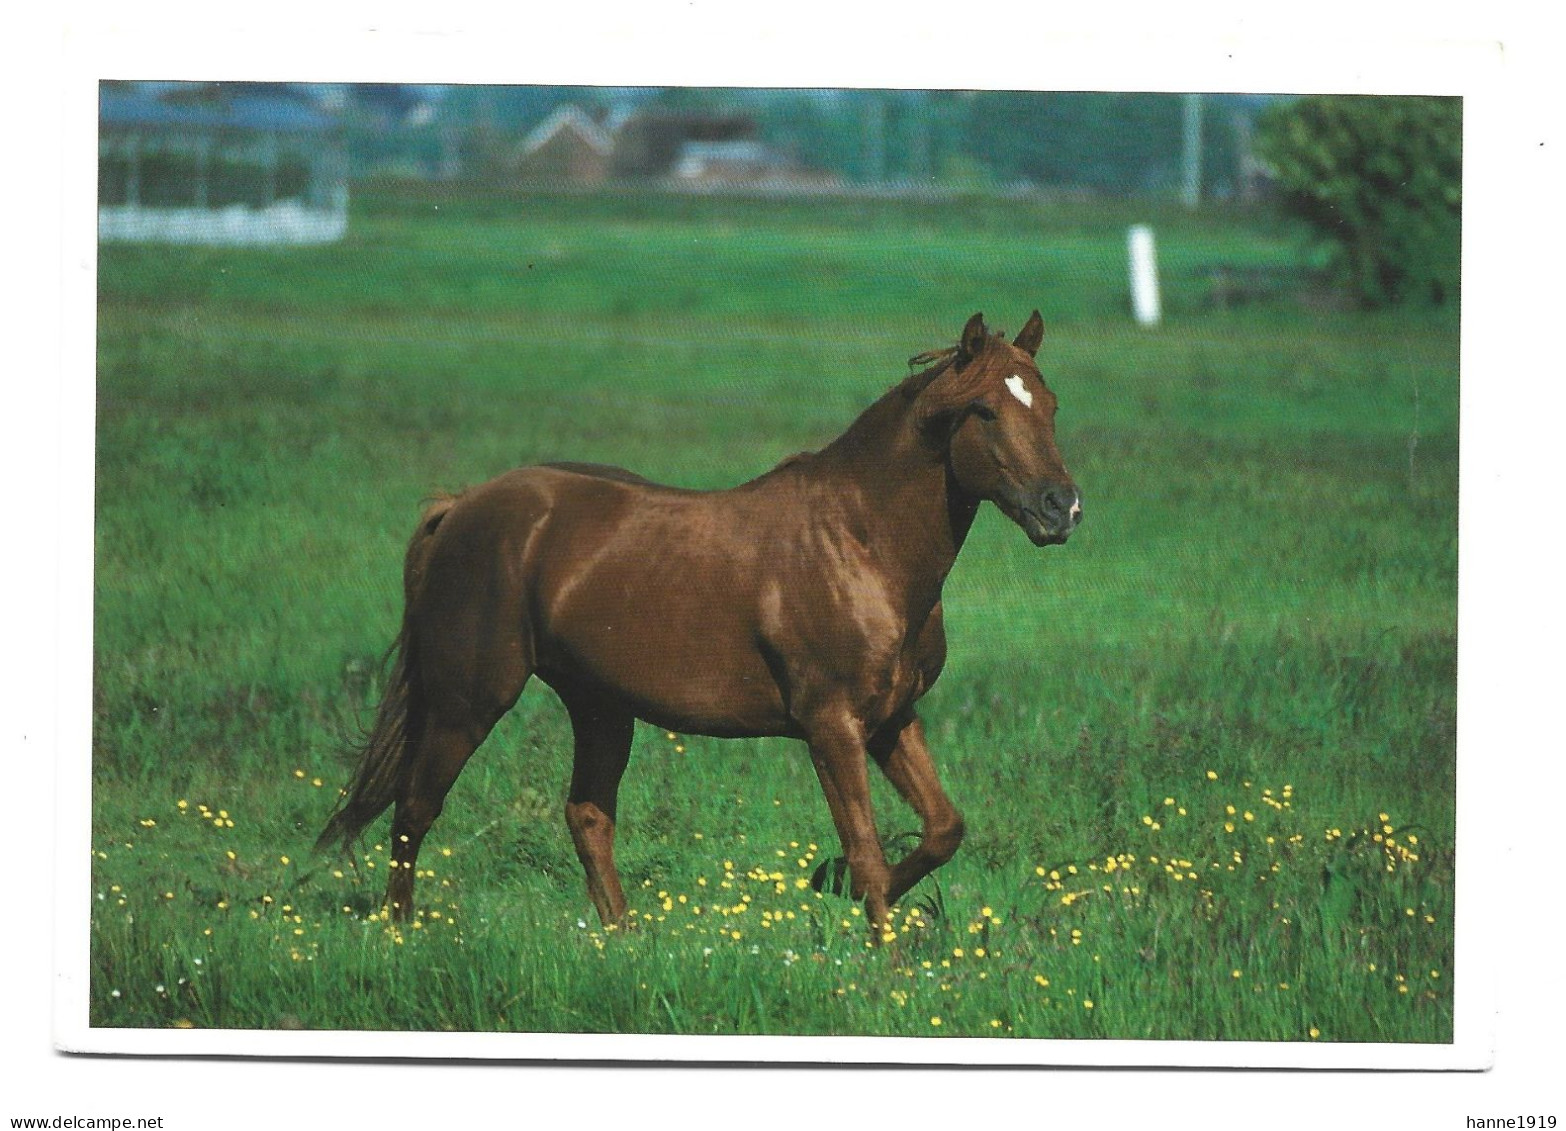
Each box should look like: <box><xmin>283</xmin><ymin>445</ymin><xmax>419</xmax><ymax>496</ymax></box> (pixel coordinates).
<box><xmin>91</xmin><ymin>188</ymin><xmax>1456</xmax><ymax>1042</ymax></box>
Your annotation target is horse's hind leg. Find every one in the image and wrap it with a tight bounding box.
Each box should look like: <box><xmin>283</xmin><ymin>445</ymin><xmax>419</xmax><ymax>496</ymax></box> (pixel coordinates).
<box><xmin>559</xmin><ymin>691</ymin><xmax>635</xmax><ymax>927</ymax></box>
<box><xmin>385</xmin><ymin>655</ymin><xmax>532</xmax><ymax>920</ymax></box>
<box><xmin>378</xmin><ymin>484</ymin><xmax>548</xmax><ymax>921</ymax></box>
<box><xmin>385</xmin><ymin>711</ymin><xmax>495</xmax><ymax>921</ymax></box>
<box><xmin>869</xmin><ymin>712</ymin><xmax>966</xmax><ymax>907</ymax></box>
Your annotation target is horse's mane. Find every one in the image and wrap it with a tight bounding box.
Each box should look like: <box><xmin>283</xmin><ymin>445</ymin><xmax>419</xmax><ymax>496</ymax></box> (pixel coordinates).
<box><xmin>896</xmin><ymin>345</ymin><xmax>962</xmax><ymax>401</ymax></box>
<box><xmin>895</xmin><ymin>331</ymin><xmax>1010</xmax><ymax>426</ymax></box>
<box><xmin>779</xmin><ymin>331</ymin><xmax>1006</xmax><ymax>472</ymax></box>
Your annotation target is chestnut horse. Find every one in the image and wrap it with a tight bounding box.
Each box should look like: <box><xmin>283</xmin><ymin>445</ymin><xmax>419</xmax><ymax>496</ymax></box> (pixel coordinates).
<box><xmin>318</xmin><ymin>311</ymin><xmax>1081</xmax><ymax>941</ymax></box>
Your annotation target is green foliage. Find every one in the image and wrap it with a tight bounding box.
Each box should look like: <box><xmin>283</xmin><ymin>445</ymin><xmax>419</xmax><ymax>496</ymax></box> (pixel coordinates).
<box><xmin>1255</xmin><ymin>95</ymin><xmax>1461</xmax><ymax>307</ymax></box>
<box><xmin>967</xmin><ymin>92</ymin><xmax>1194</xmax><ymax>192</ymax></box>
<box><xmin>90</xmin><ymin>187</ymin><xmax>1457</xmax><ymax>1041</ymax></box>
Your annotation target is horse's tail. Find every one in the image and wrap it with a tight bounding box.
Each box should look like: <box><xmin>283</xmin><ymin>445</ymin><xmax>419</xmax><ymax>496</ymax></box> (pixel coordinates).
<box><xmin>315</xmin><ymin>494</ymin><xmax>459</xmax><ymax>856</ymax></box>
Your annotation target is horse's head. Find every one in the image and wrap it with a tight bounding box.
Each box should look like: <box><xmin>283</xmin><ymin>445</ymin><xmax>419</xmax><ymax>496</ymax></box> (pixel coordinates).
<box><xmin>920</xmin><ymin>311</ymin><xmax>1081</xmax><ymax>547</ymax></box>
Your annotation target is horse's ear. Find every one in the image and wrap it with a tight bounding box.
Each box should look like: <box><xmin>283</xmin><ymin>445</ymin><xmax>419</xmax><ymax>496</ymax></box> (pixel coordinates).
<box><xmin>957</xmin><ymin>312</ymin><xmax>988</xmax><ymax>364</ymax></box>
<box><xmin>1013</xmin><ymin>310</ymin><xmax>1045</xmax><ymax>357</ymax></box>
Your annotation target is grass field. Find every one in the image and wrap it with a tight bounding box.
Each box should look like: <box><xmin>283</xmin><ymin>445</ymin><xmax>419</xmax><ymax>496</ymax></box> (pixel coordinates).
<box><xmin>90</xmin><ymin>186</ymin><xmax>1458</xmax><ymax>1044</ymax></box>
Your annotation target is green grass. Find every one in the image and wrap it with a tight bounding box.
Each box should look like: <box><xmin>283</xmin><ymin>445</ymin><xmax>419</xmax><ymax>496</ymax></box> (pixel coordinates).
<box><xmin>91</xmin><ymin>186</ymin><xmax>1457</xmax><ymax>1043</ymax></box>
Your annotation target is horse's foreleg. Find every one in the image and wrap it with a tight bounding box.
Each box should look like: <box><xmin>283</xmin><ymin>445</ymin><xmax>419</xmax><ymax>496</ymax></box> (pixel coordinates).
<box><xmin>869</xmin><ymin>713</ymin><xmax>966</xmax><ymax>907</ymax></box>
<box><xmin>805</xmin><ymin>716</ymin><xmax>894</xmax><ymax>942</ymax></box>
<box><xmin>561</xmin><ymin>696</ymin><xmax>635</xmax><ymax>928</ymax></box>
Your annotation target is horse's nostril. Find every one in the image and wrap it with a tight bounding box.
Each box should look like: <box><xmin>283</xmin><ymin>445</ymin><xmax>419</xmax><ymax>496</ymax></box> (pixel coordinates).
<box><xmin>1038</xmin><ymin>487</ymin><xmax>1081</xmax><ymax>529</ymax></box>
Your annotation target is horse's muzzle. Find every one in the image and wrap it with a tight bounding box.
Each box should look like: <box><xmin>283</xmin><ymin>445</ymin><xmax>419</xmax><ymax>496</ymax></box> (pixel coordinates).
<box><xmin>1020</xmin><ymin>484</ymin><xmax>1082</xmax><ymax>546</ymax></box>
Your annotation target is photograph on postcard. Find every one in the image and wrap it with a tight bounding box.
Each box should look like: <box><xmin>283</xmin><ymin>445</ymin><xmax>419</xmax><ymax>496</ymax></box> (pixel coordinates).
<box><xmin>86</xmin><ymin>82</ymin><xmax>1460</xmax><ymax>1057</ymax></box>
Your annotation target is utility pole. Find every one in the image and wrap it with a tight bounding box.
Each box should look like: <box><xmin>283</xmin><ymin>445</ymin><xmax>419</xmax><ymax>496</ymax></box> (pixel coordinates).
<box><xmin>906</xmin><ymin>91</ymin><xmax>931</xmax><ymax>186</ymax></box>
<box><xmin>1181</xmin><ymin>93</ymin><xmax>1203</xmax><ymax>209</ymax></box>
<box><xmin>864</xmin><ymin>93</ymin><xmax>886</xmax><ymax>187</ymax></box>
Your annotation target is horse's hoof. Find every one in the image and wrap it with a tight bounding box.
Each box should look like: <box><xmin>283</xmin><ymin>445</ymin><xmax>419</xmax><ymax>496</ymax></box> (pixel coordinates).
<box><xmin>809</xmin><ymin>856</ymin><xmax>851</xmax><ymax>895</ymax></box>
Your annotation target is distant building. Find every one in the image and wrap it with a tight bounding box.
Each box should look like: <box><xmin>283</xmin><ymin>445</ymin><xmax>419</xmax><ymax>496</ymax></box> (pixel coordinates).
<box><xmin>670</xmin><ymin>139</ymin><xmax>840</xmax><ymax>190</ymax></box>
<box><xmin>511</xmin><ymin>104</ymin><xmax>614</xmax><ymax>183</ymax></box>
<box><xmin>98</xmin><ymin>82</ymin><xmax>349</xmax><ymax>245</ymax></box>
<box><xmin>608</xmin><ymin>110</ymin><xmax>757</xmax><ymax>179</ymax></box>
<box><xmin>501</xmin><ymin>102</ymin><xmax>837</xmax><ymax>190</ymax></box>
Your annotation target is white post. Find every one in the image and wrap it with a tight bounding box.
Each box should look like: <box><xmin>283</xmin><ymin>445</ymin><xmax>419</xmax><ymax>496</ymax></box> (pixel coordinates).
<box><xmin>1128</xmin><ymin>224</ymin><xmax>1162</xmax><ymax>327</ymax></box>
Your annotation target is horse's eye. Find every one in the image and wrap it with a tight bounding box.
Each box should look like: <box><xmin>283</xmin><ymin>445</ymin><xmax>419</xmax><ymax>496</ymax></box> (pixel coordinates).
<box><xmin>969</xmin><ymin>401</ymin><xmax>997</xmax><ymax>422</ymax></box>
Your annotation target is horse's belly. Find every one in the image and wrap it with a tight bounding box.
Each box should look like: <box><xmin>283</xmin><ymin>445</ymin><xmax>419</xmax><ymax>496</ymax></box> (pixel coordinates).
<box><xmin>626</xmin><ymin>664</ymin><xmax>797</xmax><ymax>739</ymax></box>
<box><xmin>539</xmin><ymin>620</ymin><xmax>793</xmax><ymax>738</ymax></box>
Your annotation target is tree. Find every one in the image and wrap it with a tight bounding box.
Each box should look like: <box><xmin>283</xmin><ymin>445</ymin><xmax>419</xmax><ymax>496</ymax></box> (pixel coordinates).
<box><xmin>1254</xmin><ymin>95</ymin><xmax>1461</xmax><ymax>307</ymax></box>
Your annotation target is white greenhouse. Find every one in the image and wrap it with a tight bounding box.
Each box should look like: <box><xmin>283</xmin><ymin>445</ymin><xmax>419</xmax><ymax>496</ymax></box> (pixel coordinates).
<box><xmin>99</xmin><ymin>82</ymin><xmax>349</xmax><ymax>246</ymax></box>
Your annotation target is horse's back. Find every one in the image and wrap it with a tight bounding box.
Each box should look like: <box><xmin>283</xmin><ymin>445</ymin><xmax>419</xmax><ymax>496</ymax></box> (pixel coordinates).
<box><xmin>540</xmin><ymin>461</ymin><xmax>656</xmax><ymax>487</ymax></box>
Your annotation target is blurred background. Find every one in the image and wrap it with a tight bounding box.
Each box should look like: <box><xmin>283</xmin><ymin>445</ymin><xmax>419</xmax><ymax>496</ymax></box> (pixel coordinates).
<box><xmin>97</xmin><ymin>81</ymin><xmax>1460</xmax><ymax>308</ymax></box>
<box><xmin>100</xmin><ymin>83</ymin><xmax>1271</xmax><ymax>203</ymax></box>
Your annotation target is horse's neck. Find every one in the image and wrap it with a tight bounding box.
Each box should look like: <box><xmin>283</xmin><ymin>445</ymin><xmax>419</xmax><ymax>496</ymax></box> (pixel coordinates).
<box><xmin>811</xmin><ymin>390</ymin><xmax>978</xmax><ymax>595</ymax></box>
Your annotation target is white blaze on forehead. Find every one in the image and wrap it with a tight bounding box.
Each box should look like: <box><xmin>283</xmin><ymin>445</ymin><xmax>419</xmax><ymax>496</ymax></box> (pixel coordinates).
<box><xmin>1004</xmin><ymin>374</ymin><xmax>1034</xmax><ymax>408</ymax></box>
